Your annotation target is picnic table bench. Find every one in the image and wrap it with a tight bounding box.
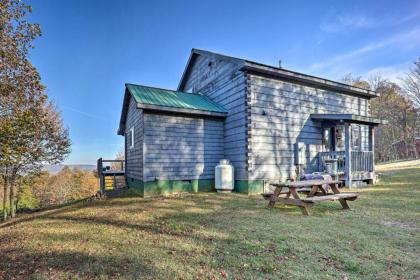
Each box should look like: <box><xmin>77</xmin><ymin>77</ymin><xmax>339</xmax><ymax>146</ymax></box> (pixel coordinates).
<box><xmin>261</xmin><ymin>180</ymin><xmax>358</xmax><ymax>216</ymax></box>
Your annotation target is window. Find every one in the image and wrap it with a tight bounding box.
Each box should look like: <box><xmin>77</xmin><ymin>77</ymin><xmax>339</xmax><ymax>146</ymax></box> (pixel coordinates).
<box><xmin>352</xmin><ymin>125</ymin><xmax>361</xmax><ymax>151</ymax></box>
<box><xmin>127</xmin><ymin>127</ymin><xmax>134</xmax><ymax>148</ymax></box>
<box><xmin>323</xmin><ymin>128</ymin><xmax>331</xmax><ymax>151</ymax></box>
<box><xmin>335</xmin><ymin>126</ymin><xmax>345</xmax><ymax>151</ymax></box>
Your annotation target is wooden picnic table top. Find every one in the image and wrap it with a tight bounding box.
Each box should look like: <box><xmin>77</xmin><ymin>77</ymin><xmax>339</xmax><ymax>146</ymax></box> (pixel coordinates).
<box><xmin>270</xmin><ymin>179</ymin><xmax>339</xmax><ymax>188</ymax></box>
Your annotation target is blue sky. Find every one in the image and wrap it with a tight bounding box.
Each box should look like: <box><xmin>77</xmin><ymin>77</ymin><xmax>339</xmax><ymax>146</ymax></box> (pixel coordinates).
<box><xmin>28</xmin><ymin>0</ymin><xmax>420</xmax><ymax>165</ymax></box>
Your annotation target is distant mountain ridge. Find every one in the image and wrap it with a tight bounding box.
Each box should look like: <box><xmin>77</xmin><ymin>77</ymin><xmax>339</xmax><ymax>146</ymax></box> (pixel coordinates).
<box><xmin>43</xmin><ymin>164</ymin><xmax>96</xmax><ymax>174</ymax></box>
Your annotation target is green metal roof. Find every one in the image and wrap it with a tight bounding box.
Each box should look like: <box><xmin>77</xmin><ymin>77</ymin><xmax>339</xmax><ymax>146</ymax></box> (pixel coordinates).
<box><xmin>126</xmin><ymin>84</ymin><xmax>227</xmax><ymax>115</ymax></box>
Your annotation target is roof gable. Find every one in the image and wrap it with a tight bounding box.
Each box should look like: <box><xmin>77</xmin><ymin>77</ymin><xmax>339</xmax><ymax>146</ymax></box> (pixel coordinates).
<box><xmin>178</xmin><ymin>48</ymin><xmax>378</xmax><ymax>98</ymax></box>
<box><xmin>177</xmin><ymin>48</ymin><xmax>244</xmax><ymax>91</ymax></box>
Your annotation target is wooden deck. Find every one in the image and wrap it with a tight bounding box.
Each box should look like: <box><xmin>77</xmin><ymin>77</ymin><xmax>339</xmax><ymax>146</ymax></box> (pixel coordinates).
<box><xmin>97</xmin><ymin>158</ymin><xmax>126</xmax><ymax>191</ymax></box>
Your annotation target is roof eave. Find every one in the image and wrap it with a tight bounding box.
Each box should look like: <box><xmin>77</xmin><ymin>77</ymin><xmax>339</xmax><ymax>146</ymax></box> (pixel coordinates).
<box><xmin>137</xmin><ymin>103</ymin><xmax>228</xmax><ymax>118</ymax></box>
<box><xmin>117</xmin><ymin>88</ymin><xmax>131</xmax><ymax>136</ymax></box>
<box><xmin>241</xmin><ymin>64</ymin><xmax>379</xmax><ymax>98</ymax></box>
<box><xmin>177</xmin><ymin>49</ymin><xmax>201</xmax><ymax>91</ymax></box>
<box><xmin>310</xmin><ymin>114</ymin><xmax>387</xmax><ymax>126</ymax></box>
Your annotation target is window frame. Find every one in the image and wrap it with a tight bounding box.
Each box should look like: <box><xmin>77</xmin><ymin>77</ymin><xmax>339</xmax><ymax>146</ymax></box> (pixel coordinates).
<box><xmin>128</xmin><ymin>126</ymin><xmax>134</xmax><ymax>149</ymax></box>
<box><xmin>351</xmin><ymin>124</ymin><xmax>362</xmax><ymax>151</ymax></box>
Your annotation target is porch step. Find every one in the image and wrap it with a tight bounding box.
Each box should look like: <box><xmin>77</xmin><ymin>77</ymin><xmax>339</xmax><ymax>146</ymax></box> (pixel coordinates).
<box><xmin>301</xmin><ymin>193</ymin><xmax>358</xmax><ymax>202</ymax></box>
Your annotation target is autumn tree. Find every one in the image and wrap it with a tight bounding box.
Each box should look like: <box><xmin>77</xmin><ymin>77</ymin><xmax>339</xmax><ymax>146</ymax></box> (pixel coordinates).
<box><xmin>110</xmin><ymin>148</ymin><xmax>125</xmax><ymax>170</ymax></box>
<box><xmin>341</xmin><ymin>73</ymin><xmax>370</xmax><ymax>89</ymax></box>
<box><xmin>401</xmin><ymin>58</ymin><xmax>420</xmax><ymax>108</ymax></box>
<box><xmin>370</xmin><ymin>80</ymin><xmax>418</xmax><ymax>161</ymax></box>
<box><xmin>0</xmin><ymin>0</ymin><xmax>70</xmax><ymax>220</ymax></box>
<box><xmin>341</xmin><ymin>72</ymin><xmax>419</xmax><ymax>162</ymax></box>
<box><xmin>22</xmin><ymin>168</ymin><xmax>98</xmax><ymax>208</ymax></box>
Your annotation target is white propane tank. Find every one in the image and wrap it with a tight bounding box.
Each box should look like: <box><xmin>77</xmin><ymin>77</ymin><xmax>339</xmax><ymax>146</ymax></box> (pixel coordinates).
<box><xmin>215</xmin><ymin>159</ymin><xmax>234</xmax><ymax>192</ymax></box>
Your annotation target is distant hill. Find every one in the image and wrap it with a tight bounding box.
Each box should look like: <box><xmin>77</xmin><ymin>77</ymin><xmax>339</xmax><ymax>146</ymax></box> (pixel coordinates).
<box><xmin>43</xmin><ymin>164</ymin><xmax>96</xmax><ymax>174</ymax></box>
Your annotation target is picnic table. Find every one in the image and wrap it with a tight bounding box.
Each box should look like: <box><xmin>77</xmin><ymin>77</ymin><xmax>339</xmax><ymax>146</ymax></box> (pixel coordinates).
<box><xmin>261</xmin><ymin>180</ymin><xmax>358</xmax><ymax>216</ymax></box>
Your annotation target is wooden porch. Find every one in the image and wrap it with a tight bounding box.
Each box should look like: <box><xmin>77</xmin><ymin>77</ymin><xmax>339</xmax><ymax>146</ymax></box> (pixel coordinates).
<box><xmin>97</xmin><ymin>158</ymin><xmax>126</xmax><ymax>192</ymax></box>
<box><xmin>318</xmin><ymin>151</ymin><xmax>375</xmax><ymax>185</ymax></box>
<box><xmin>311</xmin><ymin>114</ymin><xmax>387</xmax><ymax>187</ymax></box>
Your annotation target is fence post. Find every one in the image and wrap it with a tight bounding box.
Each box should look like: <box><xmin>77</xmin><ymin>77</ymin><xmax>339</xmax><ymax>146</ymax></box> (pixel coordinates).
<box><xmin>97</xmin><ymin>158</ymin><xmax>105</xmax><ymax>192</ymax></box>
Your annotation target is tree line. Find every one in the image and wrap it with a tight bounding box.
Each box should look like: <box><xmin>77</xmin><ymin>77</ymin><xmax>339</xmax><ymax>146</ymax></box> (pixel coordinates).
<box><xmin>0</xmin><ymin>167</ymin><xmax>98</xmax><ymax>213</ymax></box>
<box><xmin>341</xmin><ymin>60</ymin><xmax>420</xmax><ymax>162</ymax></box>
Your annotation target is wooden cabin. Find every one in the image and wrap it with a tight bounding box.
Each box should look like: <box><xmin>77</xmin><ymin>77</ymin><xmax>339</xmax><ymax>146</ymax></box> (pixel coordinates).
<box><xmin>117</xmin><ymin>49</ymin><xmax>386</xmax><ymax>197</ymax></box>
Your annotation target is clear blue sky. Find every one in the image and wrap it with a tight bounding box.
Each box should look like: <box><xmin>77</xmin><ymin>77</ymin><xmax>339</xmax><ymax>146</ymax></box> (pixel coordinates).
<box><xmin>28</xmin><ymin>0</ymin><xmax>420</xmax><ymax>165</ymax></box>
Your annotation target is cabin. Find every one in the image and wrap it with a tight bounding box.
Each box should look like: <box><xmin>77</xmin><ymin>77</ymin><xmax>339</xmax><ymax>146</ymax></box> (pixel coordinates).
<box><xmin>115</xmin><ymin>49</ymin><xmax>386</xmax><ymax>197</ymax></box>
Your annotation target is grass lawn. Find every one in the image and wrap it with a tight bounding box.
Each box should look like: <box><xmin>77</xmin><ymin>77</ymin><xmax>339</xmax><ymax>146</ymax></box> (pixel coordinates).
<box><xmin>0</xmin><ymin>167</ymin><xmax>419</xmax><ymax>279</ymax></box>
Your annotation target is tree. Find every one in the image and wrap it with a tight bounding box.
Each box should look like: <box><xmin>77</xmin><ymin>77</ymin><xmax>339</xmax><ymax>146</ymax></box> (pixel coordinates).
<box><xmin>1</xmin><ymin>0</ymin><xmax>41</xmax><ymax>220</ymax></box>
<box><xmin>0</xmin><ymin>0</ymin><xmax>71</xmax><ymax>220</ymax></box>
<box><xmin>370</xmin><ymin>81</ymin><xmax>416</xmax><ymax>161</ymax></box>
<box><xmin>401</xmin><ymin>58</ymin><xmax>420</xmax><ymax>108</ymax></box>
<box><xmin>341</xmin><ymin>73</ymin><xmax>419</xmax><ymax>162</ymax></box>
<box><xmin>341</xmin><ymin>73</ymin><xmax>370</xmax><ymax>89</ymax></box>
<box><xmin>49</xmin><ymin>166</ymin><xmax>74</xmax><ymax>205</ymax></box>
<box><xmin>29</xmin><ymin>171</ymin><xmax>51</xmax><ymax>207</ymax></box>
<box><xmin>110</xmin><ymin>148</ymin><xmax>125</xmax><ymax>170</ymax></box>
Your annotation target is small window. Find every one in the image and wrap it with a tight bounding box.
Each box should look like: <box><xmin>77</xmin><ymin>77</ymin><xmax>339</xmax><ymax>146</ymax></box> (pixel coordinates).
<box><xmin>323</xmin><ymin>128</ymin><xmax>331</xmax><ymax>152</ymax></box>
<box><xmin>127</xmin><ymin>127</ymin><xmax>134</xmax><ymax>148</ymax></box>
<box><xmin>335</xmin><ymin>126</ymin><xmax>345</xmax><ymax>151</ymax></box>
<box><xmin>352</xmin><ymin>125</ymin><xmax>361</xmax><ymax>151</ymax></box>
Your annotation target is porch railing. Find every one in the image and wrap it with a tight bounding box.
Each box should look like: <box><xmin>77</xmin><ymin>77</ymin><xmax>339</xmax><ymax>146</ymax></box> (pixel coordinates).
<box><xmin>318</xmin><ymin>151</ymin><xmax>374</xmax><ymax>173</ymax></box>
<box><xmin>351</xmin><ymin>151</ymin><xmax>374</xmax><ymax>172</ymax></box>
<box><xmin>318</xmin><ymin>151</ymin><xmax>346</xmax><ymax>172</ymax></box>
<box><xmin>97</xmin><ymin>158</ymin><xmax>126</xmax><ymax>192</ymax></box>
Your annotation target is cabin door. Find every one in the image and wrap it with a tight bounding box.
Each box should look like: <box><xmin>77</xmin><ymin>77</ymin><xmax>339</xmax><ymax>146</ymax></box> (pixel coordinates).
<box><xmin>322</xmin><ymin>125</ymin><xmax>346</xmax><ymax>152</ymax></box>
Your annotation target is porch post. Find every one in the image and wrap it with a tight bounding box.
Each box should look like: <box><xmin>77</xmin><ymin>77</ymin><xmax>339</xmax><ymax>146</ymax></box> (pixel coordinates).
<box><xmin>369</xmin><ymin>126</ymin><xmax>375</xmax><ymax>172</ymax></box>
<box><xmin>345</xmin><ymin>123</ymin><xmax>352</xmax><ymax>188</ymax></box>
<box><xmin>97</xmin><ymin>158</ymin><xmax>105</xmax><ymax>192</ymax></box>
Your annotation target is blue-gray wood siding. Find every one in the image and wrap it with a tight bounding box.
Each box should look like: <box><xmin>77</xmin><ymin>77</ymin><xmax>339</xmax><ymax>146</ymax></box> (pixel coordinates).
<box><xmin>248</xmin><ymin>75</ymin><xmax>370</xmax><ymax>180</ymax></box>
<box><xmin>124</xmin><ymin>51</ymin><xmax>373</xmax><ymax>184</ymax></box>
<box><xmin>125</xmin><ymin>95</ymin><xmax>143</xmax><ymax>180</ymax></box>
<box><xmin>142</xmin><ymin>113</ymin><xmax>224</xmax><ymax>181</ymax></box>
<box><xmin>179</xmin><ymin>54</ymin><xmax>249</xmax><ymax>180</ymax></box>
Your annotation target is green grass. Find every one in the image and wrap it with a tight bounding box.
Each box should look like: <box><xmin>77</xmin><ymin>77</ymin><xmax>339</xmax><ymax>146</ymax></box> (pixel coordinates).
<box><xmin>0</xmin><ymin>167</ymin><xmax>419</xmax><ymax>279</ymax></box>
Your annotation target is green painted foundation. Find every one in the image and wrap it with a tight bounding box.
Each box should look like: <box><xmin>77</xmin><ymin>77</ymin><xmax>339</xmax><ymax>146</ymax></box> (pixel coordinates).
<box><xmin>126</xmin><ymin>178</ymin><xmax>145</xmax><ymax>196</ymax></box>
<box><xmin>126</xmin><ymin>177</ymin><xmax>264</xmax><ymax>197</ymax></box>
<box><xmin>234</xmin><ymin>180</ymin><xmax>264</xmax><ymax>195</ymax></box>
<box><xmin>126</xmin><ymin>177</ymin><xmax>215</xmax><ymax>197</ymax></box>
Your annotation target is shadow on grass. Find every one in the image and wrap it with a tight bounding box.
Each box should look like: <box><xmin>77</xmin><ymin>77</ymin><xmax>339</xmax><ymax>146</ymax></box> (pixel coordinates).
<box><xmin>0</xmin><ymin>198</ymin><xmax>98</xmax><ymax>229</ymax></box>
<box><xmin>2</xmin><ymin>174</ymin><xmax>417</xmax><ymax>279</ymax></box>
<box><xmin>0</xmin><ymin>194</ymin><xmax>192</xmax><ymax>229</ymax></box>
<box><xmin>0</xmin><ymin>248</ymin><xmax>158</xmax><ymax>279</ymax></box>
<box><xmin>0</xmin><ymin>194</ymin><xmax>261</xmax><ymax>279</ymax></box>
